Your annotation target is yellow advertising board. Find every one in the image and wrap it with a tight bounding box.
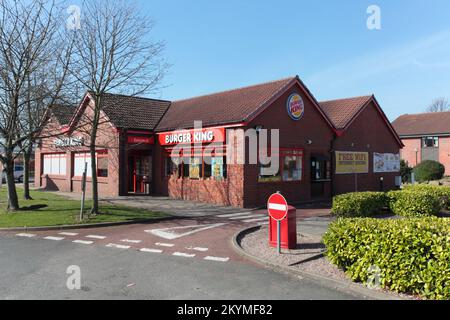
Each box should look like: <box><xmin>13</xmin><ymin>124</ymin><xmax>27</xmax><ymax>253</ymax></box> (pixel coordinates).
<box><xmin>335</xmin><ymin>151</ymin><xmax>369</xmax><ymax>174</ymax></box>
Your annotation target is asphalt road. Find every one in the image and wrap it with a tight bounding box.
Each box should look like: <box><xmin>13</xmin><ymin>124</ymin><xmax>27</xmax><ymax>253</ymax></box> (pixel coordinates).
<box><xmin>0</xmin><ymin>236</ymin><xmax>359</xmax><ymax>300</ymax></box>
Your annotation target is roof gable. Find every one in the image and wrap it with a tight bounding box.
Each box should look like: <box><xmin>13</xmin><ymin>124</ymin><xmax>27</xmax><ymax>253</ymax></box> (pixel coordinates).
<box><xmin>319</xmin><ymin>95</ymin><xmax>403</xmax><ymax>147</ymax></box>
<box><xmin>392</xmin><ymin>112</ymin><xmax>450</xmax><ymax>137</ymax></box>
<box><xmin>68</xmin><ymin>92</ymin><xmax>171</xmax><ymax>131</ymax></box>
<box><xmin>156</xmin><ymin>76</ymin><xmax>335</xmax><ymax>132</ymax></box>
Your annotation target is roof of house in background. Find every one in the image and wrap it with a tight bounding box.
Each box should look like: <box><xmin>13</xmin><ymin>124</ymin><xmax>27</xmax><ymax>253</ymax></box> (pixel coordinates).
<box><xmin>49</xmin><ymin>104</ymin><xmax>78</xmax><ymax>126</ymax></box>
<box><xmin>156</xmin><ymin>77</ymin><xmax>301</xmax><ymax>132</ymax></box>
<box><xmin>87</xmin><ymin>92</ymin><xmax>171</xmax><ymax>131</ymax></box>
<box><xmin>318</xmin><ymin>95</ymin><xmax>373</xmax><ymax>130</ymax></box>
<box><xmin>392</xmin><ymin>112</ymin><xmax>450</xmax><ymax>137</ymax></box>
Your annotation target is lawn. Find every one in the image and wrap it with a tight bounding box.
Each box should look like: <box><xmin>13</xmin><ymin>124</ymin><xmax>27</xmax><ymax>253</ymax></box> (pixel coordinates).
<box><xmin>0</xmin><ymin>188</ymin><xmax>167</xmax><ymax>228</ymax></box>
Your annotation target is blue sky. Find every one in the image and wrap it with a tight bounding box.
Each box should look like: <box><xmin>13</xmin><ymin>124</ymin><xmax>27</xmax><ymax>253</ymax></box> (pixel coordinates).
<box><xmin>139</xmin><ymin>0</ymin><xmax>450</xmax><ymax>121</ymax></box>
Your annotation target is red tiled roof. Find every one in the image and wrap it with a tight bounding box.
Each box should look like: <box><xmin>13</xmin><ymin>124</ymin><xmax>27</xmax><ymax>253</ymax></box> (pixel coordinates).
<box><xmin>392</xmin><ymin>112</ymin><xmax>450</xmax><ymax>136</ymax></box>
<box><xmin>318</xmin><ymin>95</ymin><xmax>373</xmax><ymax>130</ymax></box>
<box><xmin>156</xmin><ymin>77</ymin><xmax>297</xmax><ymax>131</ymax></box>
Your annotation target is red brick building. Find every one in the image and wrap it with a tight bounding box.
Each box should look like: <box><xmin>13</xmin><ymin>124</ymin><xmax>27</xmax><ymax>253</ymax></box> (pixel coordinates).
<box><xmin>392</xmin><ymin>112</ymin><xmax>450</xmax><ymax>175</ymax></box>
<box><xmin>35</xmin><ymin>76</ymin><xmax>403</xmax><ymax>208</ymax></box>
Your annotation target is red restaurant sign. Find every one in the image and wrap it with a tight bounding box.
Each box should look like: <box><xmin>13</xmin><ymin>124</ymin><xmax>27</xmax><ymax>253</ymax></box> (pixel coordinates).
<box><xmin>158</xmin><ymin>128</ymin><xmax>226</xmax><ymax>146</ymax></box>
<box><xmin>127</xmin><ymin>136</ymin><xmax>155</xmax><ymax>144</ymax></box>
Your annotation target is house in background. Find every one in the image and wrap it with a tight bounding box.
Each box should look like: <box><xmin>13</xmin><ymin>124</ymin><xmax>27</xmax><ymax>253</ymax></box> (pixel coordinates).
<box><xmin>392</xmin><ymin>112</ymin><xmax>450</xmax><ymax>175</ymax></box>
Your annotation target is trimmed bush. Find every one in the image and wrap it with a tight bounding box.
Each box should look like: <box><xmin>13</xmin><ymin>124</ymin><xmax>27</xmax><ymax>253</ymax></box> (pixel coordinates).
<box><xmin>413</xmin><ymin>160</ymin><xmax>445</xmax><ymax>182</ymax></box>
<box><xmin>403</xmin><ymin>184</ymin><xmax>450</xmax><ymax>209</ymax></box>
<box><xmin>332</xmin><ymin>192</ymin><xmax>388</xmax><ymax>217</ymax></box>
<box><xmin>387</xmin><ymin>190</ymin><xmax>441</xmax><ymax>217</ymax></box>
<box><xmin>323</xmin><ymin>217</ymin><xmax>450</xmax><ymax>300</ymax></box>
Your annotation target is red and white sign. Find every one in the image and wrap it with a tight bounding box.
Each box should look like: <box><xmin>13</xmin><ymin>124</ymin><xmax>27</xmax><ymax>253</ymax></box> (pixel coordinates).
<box><xmin>158</xmin><ymin>128</ymin><xmax>226</xmax><ymax>146</ymax></box>
<box><xmin>127</xmin><ymin>136</ymin><xmax>155</xmax><ymax>144</ymax></box>
<box><xmin>267</xmin><ymin>193</ymin><xmax>288</xmax><ymax>221</ymax></box>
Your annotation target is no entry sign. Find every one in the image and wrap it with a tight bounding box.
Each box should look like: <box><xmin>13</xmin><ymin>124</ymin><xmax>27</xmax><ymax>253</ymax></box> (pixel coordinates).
<box><xmin>267</xmin><ymin>193</ymin><xmax>288</xmax><ymax>221</ymax></box>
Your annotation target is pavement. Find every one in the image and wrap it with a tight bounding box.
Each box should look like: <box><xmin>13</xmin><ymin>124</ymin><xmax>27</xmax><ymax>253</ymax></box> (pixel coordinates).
<box><xmin>0</xmin><ymin>233</ymin><xmax>361</xmax><ymax>300</ymax></box>
<box><xmin>0</xmin><ymin>201</ymin><xmax>361</xmax><ymax>300</ymax></box>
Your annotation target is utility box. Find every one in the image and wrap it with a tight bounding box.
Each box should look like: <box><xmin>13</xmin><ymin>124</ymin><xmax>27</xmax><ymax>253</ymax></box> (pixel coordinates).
<box><xmin>268</xmin><ymin>205</ymin><xmax>297</xmax><ymax>249</ymax></box>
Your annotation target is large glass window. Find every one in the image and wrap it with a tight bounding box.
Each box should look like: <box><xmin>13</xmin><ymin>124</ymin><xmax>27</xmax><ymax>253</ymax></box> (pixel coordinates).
<box><xmin>259</xmin><ymin>149</ymin><xmax>303</xmax><ymax>183</ymax></box>
<box><xmin>166</xmin><ymin>153</ymin><xmax>227</xmax><ymax>181</ymax></box>
<box><xmin>74</xmin><ymin>152</ymin><xmax>108</xmax><ymax>178</ymax></box>
<box><xmin>422</xmin><ymin>137</ymin><xmax>439</xmax><ymax>148</ymax></box>
<box><xmin>43</xmin><ymin>154</ymin><xmax>66</xmax><ymax>175</ymax></box>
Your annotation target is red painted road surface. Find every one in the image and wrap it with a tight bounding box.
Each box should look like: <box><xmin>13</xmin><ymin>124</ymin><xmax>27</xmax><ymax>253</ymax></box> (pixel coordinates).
<box><xmin>1</xmin><ymin>207</ymin><xmax>331</xmax><ymax>265</ymax></box>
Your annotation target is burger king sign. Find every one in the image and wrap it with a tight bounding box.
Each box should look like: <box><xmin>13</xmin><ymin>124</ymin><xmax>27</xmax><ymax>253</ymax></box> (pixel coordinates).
<box><xmin>286</xmin><ymin>93</ymin><xmax>305</xmax><ymax>121</ymax></box>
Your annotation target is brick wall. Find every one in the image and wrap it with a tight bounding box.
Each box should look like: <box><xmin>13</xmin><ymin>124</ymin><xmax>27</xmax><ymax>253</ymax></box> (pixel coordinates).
<box><xmin>333</xmin><ymin>101</ymin><xmax>401</xmax><ymax>194</ymax></box>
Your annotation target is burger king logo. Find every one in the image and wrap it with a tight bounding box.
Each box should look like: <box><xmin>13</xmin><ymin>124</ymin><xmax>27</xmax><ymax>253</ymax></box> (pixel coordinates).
<box><xmin>286</xmin><ymin>93</ymin><xmax>305</xmax><ymax>121</ymax></box>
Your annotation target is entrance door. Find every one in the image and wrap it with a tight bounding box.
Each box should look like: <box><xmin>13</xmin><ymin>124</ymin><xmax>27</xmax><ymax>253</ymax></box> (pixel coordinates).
<box><xmin>128</xmin><ymin>154</ymin><xmax>151</xmax><ymax>194</ymax></box>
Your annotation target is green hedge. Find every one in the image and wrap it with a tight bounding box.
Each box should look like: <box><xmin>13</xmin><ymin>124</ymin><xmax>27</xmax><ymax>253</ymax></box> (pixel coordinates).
<box><xmin>413</xmin><ymin>160</ymin><xmax>445</xmax><ymax>182</ymax></box>
<box><xmin>388</xmin><ymin>190</ymin><xmax>441</xmax><ymax>217</ymax></box>
<box><xmin>403</xmin><ymin>184</ymin><xmax>450</xmax><ymax>209</ymax></box>
<box><xmin>323</xmin><ymin>218</ymin><xmax>450</xmax><ymax>300</ymax></box>
<box><xmin>332</xmin><ymin>192</ymin><xmax>388</xmax><ymax>217</ymax></box>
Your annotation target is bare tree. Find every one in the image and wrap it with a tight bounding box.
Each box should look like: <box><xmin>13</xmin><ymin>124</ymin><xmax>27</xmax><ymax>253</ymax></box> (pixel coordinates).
<box><xmin>70</xmin><ymin>0</ymin><xmax>167</xmax><ymax>215</ymax></box>
<box><xmin>0</xmin><ymin>0</ymin><xmax>73</xmax><ymax>210</ymax></box>
<box><xmin>426</xmin><ymin>97</ymin><xmax>450</xmax><ymax>113</ymax></box>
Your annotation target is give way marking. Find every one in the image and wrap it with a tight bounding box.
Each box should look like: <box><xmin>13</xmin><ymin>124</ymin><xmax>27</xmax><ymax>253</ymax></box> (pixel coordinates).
<box><xmin>145</xmin><ymin>223</ymin><xmax>226</xmax><ymax>240</ymax></box>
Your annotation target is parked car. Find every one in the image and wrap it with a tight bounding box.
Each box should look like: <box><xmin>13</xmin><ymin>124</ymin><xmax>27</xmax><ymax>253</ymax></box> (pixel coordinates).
<box><xmin>1</xmin><ymin>165</ymin><xmax>24</xmax><ymax>183</ymax></box>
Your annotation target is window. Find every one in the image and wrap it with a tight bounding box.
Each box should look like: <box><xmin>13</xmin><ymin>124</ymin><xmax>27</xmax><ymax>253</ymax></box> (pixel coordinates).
<box><xmin>165</xmin><ymin>153</ymin><xmax>227</xmax><ymax>181</ymax></box>
<box><xmin>422</xmin><ymin>137</ymin><xmax>439</xmax><ymax>148</ymax></box>
<box><xmin>258</xmin><ymin>149</ymin><xmax>303</xmax><ymax>183</ymax></box>
<box><xmin>311</xmin><ymin>157</ymin><xmax>331</xmax><ymax>181</ymax></box>
<box><xmin>43</xmin><ymin>154</ymin><xmax>67</xmax><ymax>175</ymax></box>
<box><xmin>74</xmin><ymin>151</ymin><xmax>108</xmax><ymax>178</ymax></box>
<box><xmin>97</xmin><ymin>153</ymin><xmax>108</xmax><ymax>177</ymax></box>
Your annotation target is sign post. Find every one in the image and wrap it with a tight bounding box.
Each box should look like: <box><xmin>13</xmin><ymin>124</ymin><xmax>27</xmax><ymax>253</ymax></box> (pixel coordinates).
<box><xmin>267</xmin><ymin>192</ymin><xmax>289</xmax><ymax>254</ymax></box>
<box><xmin>80</xmin><ymin>162</ymin><xmax>87</xmax><ymax>221</ymax></box>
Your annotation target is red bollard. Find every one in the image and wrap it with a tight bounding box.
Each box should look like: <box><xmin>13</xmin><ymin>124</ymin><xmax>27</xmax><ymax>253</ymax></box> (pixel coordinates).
<box><xmin>268</xmin><ymin>205</ymin><xmax>297</xmax><ymax>249</ymax></box>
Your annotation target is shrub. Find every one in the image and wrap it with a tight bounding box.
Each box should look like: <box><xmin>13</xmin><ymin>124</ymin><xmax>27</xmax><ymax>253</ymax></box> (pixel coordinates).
<box><xmin>387</xmin><ymin>190</ymin><xmax>441</xmax><ymax>217</ymax></box>
<box><xmin>403</xmin><ymin>184</ymin><xmax>450</xmax><ymax>209</ymax></box>
<box><xmin>400</xmin><ymin>160</ymin><xmax>413</xmax><ymax>183</ymax></box>
<box><xmin>323</xmin><ymin>217</ymin><xmax>450</xmax><ymax>300</ymax></box>
<box><xmin>413</xmin><ymin>160</ymin><xmax>445</xmax><ymax>182</ymax></box>
<box><xmin>332</xmin><ymin>192</ymin><xmax>388</xmax><ymax>217</ymax></box>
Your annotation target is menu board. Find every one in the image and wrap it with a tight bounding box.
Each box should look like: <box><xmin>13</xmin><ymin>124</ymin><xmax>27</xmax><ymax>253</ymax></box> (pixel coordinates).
<box><xmin>374</xmin><ymin>153</ymin><xmax>400</xmax><ymax>173</ymax></box>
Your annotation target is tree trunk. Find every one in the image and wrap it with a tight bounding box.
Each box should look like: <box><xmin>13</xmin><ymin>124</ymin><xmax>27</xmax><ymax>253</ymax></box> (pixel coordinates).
<box><xmin>90</xmin><ymin>96</ymin><xmax>101</xmax><ymax>215</ymax></box>
<box><xmin>90</xmin><ymin>141</ymin><xmax>99</xmax><ymax>215</ymax></box>
<box><xmin>5</xmin><ymin>159</ymin><xmax>19</xmax><ymax>211</ymax></box>
<box><xmin>23</xmin><ymin>146</ymin><xmax>33</xmax><ymax>200</ymax></box>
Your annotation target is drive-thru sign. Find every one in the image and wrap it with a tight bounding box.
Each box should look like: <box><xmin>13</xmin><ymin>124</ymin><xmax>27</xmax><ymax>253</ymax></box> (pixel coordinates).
<box><xmin>268</xmin><ymin>193</ymin><xmax>288</xmax><ymax>254</ymax></box>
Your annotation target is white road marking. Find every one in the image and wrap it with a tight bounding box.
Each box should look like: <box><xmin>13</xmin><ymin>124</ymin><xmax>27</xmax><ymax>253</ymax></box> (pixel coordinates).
<box><xmin>73</xmin><ymin>240</ymin><xmax>94</xmax><ymax>245</ymax></box>
<box><xmin>147</xmin><ymin>223</ymin><xmax>226</xmax><ymax>240</ymax></box>
<box><xmin>155</xmin><ymin>242</ymin><xmax>174</xmax><ymax>247</ymax></box>
<box><xmin>15</xmin><ymin>233</ymin><xmax>36</xmax><ymax>238</ymax></box>
<box><xmin>173</xmin><ymin>252</ymin><xmax>195</xmax><ymax>258</ymax></box>
<box><xmin>140</xmin><ymin>248</ymin><xmax>163</xmax><ymax>254</ymax></box>
<box><xmin>106</xmin><ymin>243</ymin><xmax>130</xmax><ymax>249</ymax></box>
<box><xmin>217</xmin><ymin>212</ymin><xmax>254</xmax><ymax>218</ymax></box>
<box><xmin>204</xmin><ymin>256</ymin><xmax>230</xmax><ymax>262</ymax></box>
<box><xmin>268</xmin><ymin>203</ymin><xmax>287</xmax><ymax>211</ymax></box>
<box><xmin>59</xmin><ymin>232</ymin><xmax>78</xmax><ymax>236</ymax></box>
<box><xmin>186</xmin><ymin>246</ymin><xmax>209</xmax><ymax>252</ymax></box>
<box><xmin>258</xmin><ymin>221</ymin><xmax>269</xmax><ymax>226</ymax></box>
<box><xmin>229</xmin><ymin>214</ymin><xmax>263</xmax><ymax>220</ymax></box>
<box><xmin>121</xmin><ymin>239</ymin><xmax>142</xmax><ymax>244</ymax></box>
<box><xmin>86</xmin><ymin>235</ymin><xmax>106</xmax><ymax>239</ymax></box>
<box><xmin>243</xmin><ymin>217</ymin><xmax>269</xmax><ymax>223</ymax></box>
<box><xmin>44</xmin><ymin>236</ymin><xmax>65</xmax><ymax>241</ymax></box>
